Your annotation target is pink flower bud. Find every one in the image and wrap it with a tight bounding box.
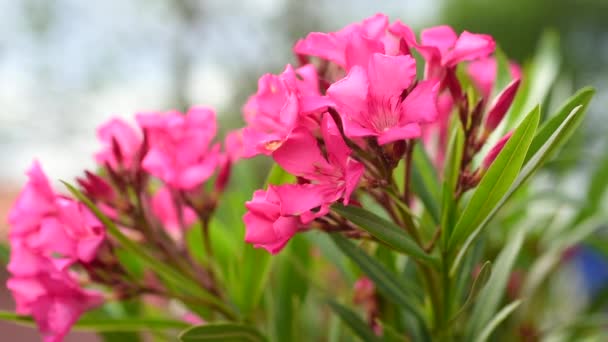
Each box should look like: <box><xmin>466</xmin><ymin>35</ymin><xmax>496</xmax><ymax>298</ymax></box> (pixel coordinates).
<box><xmin>482</xmin><ymin>131</ymin><xmax>512</xmax><ymax>169</ymax></box>
<box><xmin>484</xmin><ymin>78</ymin><xmax>521</xmax><ymax>131</ymax></box>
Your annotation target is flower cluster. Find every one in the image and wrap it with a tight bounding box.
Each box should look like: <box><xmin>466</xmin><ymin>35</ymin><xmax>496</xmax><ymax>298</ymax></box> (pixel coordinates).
<box><xmin>7</xmin><ymin>107</ymin><xmax>234</xmax><ymax>341</ymax></box>
<box><xmin>242</xmin><ymin>14</ymin><xmax>522</xmax><ymax>253</ymax></box>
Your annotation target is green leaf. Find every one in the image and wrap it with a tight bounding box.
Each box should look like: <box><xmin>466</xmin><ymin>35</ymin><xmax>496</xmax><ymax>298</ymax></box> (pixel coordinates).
<box><xmin>411</xmin><ymin>144</ymin><xmax>441</xmax><ymax>224</ymax></box>
<box><xmin>329</xmin><ymin>234</ymin><xmax>426</xmax><ymax>327</ymax></box>
<box><xmin>507</xmin><ymin>30</ymin><xmax>560</xmax><ymax>128</ymax></box>
<box><xmin>473</xmin><ymin>300</ymin><xmax>521</xmax><ymax>342</ymax></box>
<box><xmin>450</xmin><ymin>100</ymin><xmax>589</xmax><ymax>275</ymax></box>
<box><xmin>0</xmin><ymin>243</ymin><xmax>9</xmax><ymax>265</ymax></box>
<box><xmin>332</xmin><ymin>204</ymin><xmax>437</xmax><ymax>265</ymax></box>
<box><xmin>328</xmin><ymin>301</ymin><xmax>381</xmax><ymax>342</ymax></box>
<box><xmin>0</xmin><ymin>311</ymin><xmax>189</xmax><ymax>332</ymax></box>
<box><xmin>441</xmin><ymin>123</ymin><xmax>465</xmax><ymax>248</ymax></box>
<box><xmin>265</xmin><ymin>164</ymin><xmax>296</xmax><ymax>185</ymax></box>
<box><xmin>449</xmin><ymin>106</ymin><xmax>540</xmax><ymax>249</ymax></box>
<box><xmin>179</xmin><ymin>323</ymin><xmax>266</xmax><ymax>342</ymax></box>
<box><xmin>466</xmin><ymin>226</ymin><xmax>526</xmax><ymax>339</ymax></box>
<box><xmin>493</xmin><ymin>47</ymin><xmax>512</xmax><ymax>98</ymax></box>
<box><xmin>525</xmin><ymin>87</ymin><xmax>595</xmax><ymax>164</ymax></box>
<box><xmin>62</xmin><ymin>182</ymin><xmax>234</xmax><ymax>319</ymax></box>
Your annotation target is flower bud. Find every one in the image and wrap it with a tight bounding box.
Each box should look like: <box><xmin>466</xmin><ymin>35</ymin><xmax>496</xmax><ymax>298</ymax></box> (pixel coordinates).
<box><xmin>482</xmin><ymin>131</ymin><xmax>512</xmax><ymax>169</ymax></box>
<box><xmin>484</xmin><ymin>78</ymin><xmax>520</xmax><ymax>132</ymax></box>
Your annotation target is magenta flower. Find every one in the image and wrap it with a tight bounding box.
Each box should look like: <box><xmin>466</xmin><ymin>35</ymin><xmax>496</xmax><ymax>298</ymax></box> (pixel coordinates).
<box><xmin>151</xmin><ymin>186</ymin><xmax>197</xmax><ymax>233</ymax></box>
<box><xmin>8</xmin><ymin>162</ymin><xmax>105</xmax><ymax>272</ymax></box>
<box><xmin>390</xmin><ymin>23</ymin><xmax>495</xmax><ymax>80</ymax></box>
<box><xmin>95</xmin><ymin>118</ymin><xmax>141</xmax><ymax>170</ymax></box>
<box><xmin>7</xmin><ymin>271</ymin><xmax>103</xmax><ymax>342</ymax></box>
<box><xmin>241</xmin><ymin>64</ymin><xmax>331</xmax><ymax>157</ymax></box>
<box><xmin>272</xmin><ymin>114</ymin><xmax>365</xmax><ymax>215</ymax></box>
<box><xmin>294</xmin><ymin>13</ymin><xmax>390</xmax><ymax>69</ymax></box>
<box><xmin>327</xmin><ymin>53</ymin><xmax>439</xmax><ymax>144</ymax></box>
<box><xmin>243</xmin><ymin>186</ymin><xmax>307</xmax><ymax>254</ymax></box>
<box><xmin>137</xmin><ymin>107</ymin><xmax>220</xmax><ymax>190</ymax></box>
<box><xmin>7</xmin><ymin>162</ymin><xmax>105</xmax><ymax>341</ymax></box>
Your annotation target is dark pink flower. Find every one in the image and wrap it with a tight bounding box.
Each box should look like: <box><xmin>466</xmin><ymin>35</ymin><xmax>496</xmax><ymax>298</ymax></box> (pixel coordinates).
<box><xmin>272</xmin><ymin>114</ymin><xmax>364</xmax><ymax>215</ymax></box>
<box><xmin>241</xmin><ymin>64</ymin><xmax>331</xmax><ymax>157</ymax></box>
<box><xmin>7</xmin><ymin>271</ymin><xmax>103</xmax><ymax>342</ymax></box>
<box><xmin>137</xmin><ymin>107</ymin><xmax>220</xmax><ymax>190</ymax></box>
<box><xmin>390</xmin><ymin>23</ymin><xmax>495</xmax><ymax>80</ymax></box>
<box><xmin>151</xmin><ymin>186</ymin><xmax>197</xmax><ymax>233</ymax></box>
<box><xmin>327</xmin><ymin>53</ymin><xmax>439</xmax><ymax>144</ymax></box>
<box><xmin>243</xmin><ymin>186</ymin><xmax>311</xmax><ymax>254</ymax></box>
<box><xmin>482</xmin><ymin>131</ymin><xmax>513</xmax><ymax>169</ymax></box>
<box><xmin>485</xmin><ymin>79</ymin><xmax>521</xmax><ymax>131</ymax></box>
<box><xmin>8</xmin><ymin>162</ymin><xmax>105</xmax><ymax>272</ymax></box>
<box><xmin>294</xmin><ymin>14</ymin><xmax>390</xmax><ymax>69</ymax></box>
<box><xmin>95</xmin><ymin>118</ymin><xmax>141</xmax><ymax>170</ymax></box>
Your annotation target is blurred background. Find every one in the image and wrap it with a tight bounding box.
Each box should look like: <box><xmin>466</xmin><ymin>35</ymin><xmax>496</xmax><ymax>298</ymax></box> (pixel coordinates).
<box><xmin>0</xmin><ymin>0</ymin><xmax>606</xmax><ymax>339</ymax></box>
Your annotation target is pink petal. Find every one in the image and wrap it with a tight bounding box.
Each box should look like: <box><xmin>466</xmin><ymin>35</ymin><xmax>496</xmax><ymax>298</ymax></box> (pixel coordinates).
<box><xmin>467</xmin><ymin>57</ymin><xmax>497</xmax><ymax>99</ymax></box>
<box><xmin>294</xmin><ymin>32</ymin><xmax>348</xmax><ymax>67</ymax></box>
<box><xmin>367</xmin><ymin>53</ymin><xmax>416</xmax><ymax>98</ymax></box>
<box><xmin>327</xmin><ymin>66</ymin><xmax>370</xmax><ymax>136</ymax></box>
<box><xmin>400</xmin><ymin>79</ymin><xmax>440</xmax><ymax>124</ymax></box>
<box><xmin>443</xmin><ymin>31</ymin><xmax>495</xmax><ymax>67</ymax></box>
<box><xmin>272</xmin><ymin>128</ymin><xmax>328</xmax><ymax>177</ymax></box>
<box><xmin>343</xmin><ymin>159</ymin><xmax>365</xmax><ymax>204</ymax></box>
<box><xmin>377</xmin><ymin>124</ymin><xmax>422</xmax><ymax>145</ymax></box>
<box><xmin>321</xmin><ymin>114</ymin><xmax>351</xmax><ymax>167</ymax></box>
<box><xmin>274</xmin><ymin>184</ymin><xmax>327</xmax><ymax>216</ymax></box>
<box><xmin>344</xmin><ymin>33</ymin><xmax>385</xmax><ymax>69</ymax></box>
<box><xmin>421</xmin><ymin>26</ymin><xmax>458</xmax><ymax>55</ymax></box>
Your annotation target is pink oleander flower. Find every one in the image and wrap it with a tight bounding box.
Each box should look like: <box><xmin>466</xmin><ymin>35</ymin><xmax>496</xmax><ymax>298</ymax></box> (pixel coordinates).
<box><xmin>95</xmin><ymin>118</ymin><xmax>141</xmax><ymax>170</ymax></box>
<box><xmin>294</xmin><ymin>14</ymin><xmax>411</xmax><ymax>71</ymax></box>
<box><xmin>243</xmin><ymin>185</ymin><xmax>304</xmax><ymax>254</ymax></box>
<box><xmin>8</xmin><ymin>162</ymin><xmax>105</xmax><ymax>272</ymax></box>
<box><xmin>151</xmin><ymin>186</ymin><xmax>197</xmax><ymax>233</ymax></box>
<box><xmin>76</xmin><ymin>171</ymin><xmax>116</xmax><ymax>204</ymax></box>
<box><xmin>390</xmin><ymin>23</ymin><xmax>495</xmax><ymax>80</ymax></box>
<box><xmin>482</xmin><ymin>131</ymin><xmax>513</xmax><ymax>169</ymax></box>
<box><xmin>137</xmin><ymin>107</ymin><xmax>221</xmax><ymax>190</ymax></box>
<box><xmin>7</xmin><ymin>270</ymin><xmax>103</xmax><ymax>342</ymax></box>
<box><xmin>241</xmin><ymin>64</ymin><xmax>331</xmax><ymax>157</ymax></box>
<box><xmin>272</xmin><ymin>114</ymin><xmax>364</xmax><ymax>218</ymax></box>
<box><xmin>484</xmin><ymin>78</ymin><xmax>521</xmax><ymax>132</ymax></box>
<box><xmin>327</xmin><ymin>53</ymin><xmax>439</xmax><ymax>144</ymax></box>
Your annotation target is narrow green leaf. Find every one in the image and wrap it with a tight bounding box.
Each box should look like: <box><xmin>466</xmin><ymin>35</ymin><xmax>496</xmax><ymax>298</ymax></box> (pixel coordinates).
<box><xmin>450</xmin><ymin>101</ymin><xmax>589</xmax><ymax>275</ymax></box>
<box><xmin>332</xmin><ymin>204</ymin><xmax>437</xmax><ymax>265</ymax></box>
<box><xmin>411</xmin><ymin>145</ymin><xmax>441</xmax><ymax>224</ymax></box>
<box><xmin>62</xmin><ymin>182</ymin><xmax>233</xmax><ymax>319</ymax></box>
<box><xmin>179</xmin><ymin>323</ymin><xmax>266</xmax><ymax>342</ymax></box>
<box><xmin>441</xmin><ymin>123</ymin><xmax>465</xmax><ymax>247</ymax></box>
<box><xmin>265</xmin><ymin>164</ymin><xmax>296</xmax><ymax>185</ymax></box>
<box><xmin>329</xmin><ymin>234</ymin><xmax>425</xmax><ymax>325</ymax></box>
<box><xmin>450</xmin><ymin>261</ymin><xmax>491</xmax><ymax>324</ymax></box>
<box><xmin>473</xmin><ymin>300</ymin><xmax>521</xmax><ymax>342</ymax></box>
<box><xmin>449</xmin><ymin>106</ymin><xmax>540</xmax><ymax>249</ymax></box>
<box><xmin>328</xmin><ymin>301</ymin><xmax>381</xmax><ymax>342</ymax></box>
<box><xmin>0</xmin><ymin>311</ymin><xmax>189</xmax><ymax>332</ymax></box>
<box><xmin>466</xmin><ymin>227</ymin><xmax>526</xmax><ymax>339</ymax></box>
<box><xmin>525</xmin><ymin>87</ymin><xmax>595</xmax><ymax>164</ymax></box>
<box><xmin>507</xmin><ymin>30</ymin><xmax>560</xmax><ymax>128</ymax></box>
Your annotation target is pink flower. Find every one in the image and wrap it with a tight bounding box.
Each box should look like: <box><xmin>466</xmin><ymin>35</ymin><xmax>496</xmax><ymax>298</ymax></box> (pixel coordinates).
<box><xmin>8</xmin><ymin>162</ymin><xmax>105</xmax><ymax>272</ymax></box>
<box><xmin>272</xmin><ymin>114</ymin><xmax>365</xmax><ymax>216</ymax></box>
<box><xmin>243</xmin><ymin>186</ymin><xmax>307</xmax><ymax>254</ymax></box>
<box><xmin>137</xmin><ymin>107</ymin><xmax>220</xmax><ymax>190</ymax></box>
<box><xmin>76</xmin><ymin>171</ymin><xmax>115</xmax><ymax>204</ymax></box>
<box><xmin>482</xmin><ymin>131</ymin><xmax>513</xmax><ymax>169</ymax></box>
<box><xmin>224</xmin><ymin>129</ymin><xmax>244</xmax><ymax>163</ymax></box>
<box><xmin>484</xmin><ymin>78</ymin><xmax>521</xmax><ymax>131</ymax></box>
<box><xmin>294</xmin><ymin>14</ymin><xmax>390</xmax><ymax>69</ymax></box>
<box><xmin>327</xmin><ymin>53</ymin><xmax>439</xmax><ymax>144</ymax></box>
<box><xmin>7</xmin><ymin>271</ymin><xmax>103</xmax><ymax>342</ymax></box>
<box><xmin>241</xmin><ymin>64</ymin><xmax>331</xmax><ymax>157</ymax></box>
<box><xmin>7</xmin><ymin>162</ymin><xmax>105</xmax><ymax>341</ymax></box>
<box><xmin>95</xmin><ymin>118</ymin><xmax>141</xmax><ymax>170</ymax></box>
<box><xmin>151</xmin><ymin>186</ymin><xmax>197</xmax><ymax>233</ymax></box>
<box><xmin>390</xmin><ymin>23</ymin><xmax>495</xmax><ymax>80</ymax></box>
